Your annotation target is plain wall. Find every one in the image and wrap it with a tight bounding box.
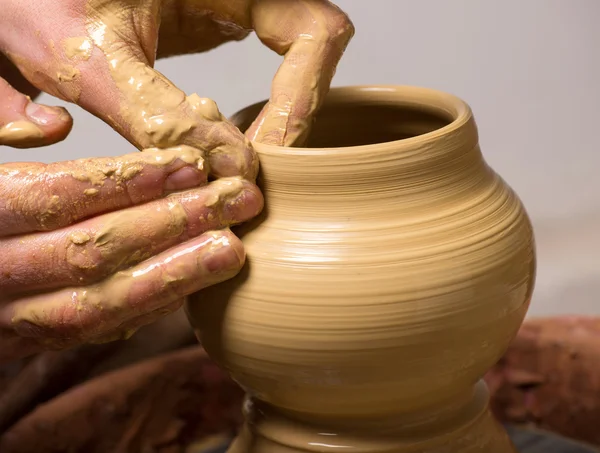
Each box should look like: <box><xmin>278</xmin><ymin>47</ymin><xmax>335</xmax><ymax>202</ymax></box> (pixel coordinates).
<box><xmin>1</xmin><ymin>0</ymin><xmax>598</xmax><ymax>316</ymax></box>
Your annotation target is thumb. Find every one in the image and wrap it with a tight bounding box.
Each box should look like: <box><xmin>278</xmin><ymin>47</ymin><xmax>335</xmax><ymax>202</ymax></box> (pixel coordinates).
<box><xmin>0</xmin><ymin>76</ymin><xmax>72</xmax><ymax>149</ymax></box>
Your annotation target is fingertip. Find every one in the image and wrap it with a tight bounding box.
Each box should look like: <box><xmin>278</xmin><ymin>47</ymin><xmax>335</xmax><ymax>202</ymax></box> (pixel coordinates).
<box><xmin>202</xmin><ymin>123</ymin><xmax>259</xmax><ymax>181</ymax></box>
<box><xmin>220</xmin><ymin>228</ymin><xmax>247</xmax><ymax>265</ymax></box>
<box><xmin>223</xmin><ymin>181</ymin><xmax>265</xmax><ymax>224</ymax></box>
<box><xmin>203</xmin><ymin>229</ymin><xmax>246</xmax><ymax>277</ymax></box>
<box><xmin>245</xmin><ymin>181</ymin><xmax>265</xmax><ymax>217</ymax></box>
<box><xmin>25</xmin><ymin>103</ymin><xmax>73</xmax><ymax>145</ymax></box>
<box><xmin>243</xmin><ymin>139</ymin><xmax>260</xmax><ymax>181</ymax></box>
<box><xmin>1</xmin><ymin>103</ymin><xmax>73</xmax><ymax>148</ymax></box>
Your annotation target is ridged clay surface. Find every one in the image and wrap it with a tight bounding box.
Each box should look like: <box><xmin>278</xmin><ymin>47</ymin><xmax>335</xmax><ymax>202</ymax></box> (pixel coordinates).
<box><xmin>186</xmin><ymin>85</ymin><xmax>536</xmax><ymax>452</ymax></box>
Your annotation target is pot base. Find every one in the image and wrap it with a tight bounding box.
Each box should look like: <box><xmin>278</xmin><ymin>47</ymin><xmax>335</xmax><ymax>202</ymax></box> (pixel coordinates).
<box><xmin>226</xmin><ymin>381</ymin><xmax>516</xmax><ymax>453</ymax></box>
<box><xmin>190</xmin><ymin>427</ymin><xmax>597</xmax><ymax>453</ymax></box>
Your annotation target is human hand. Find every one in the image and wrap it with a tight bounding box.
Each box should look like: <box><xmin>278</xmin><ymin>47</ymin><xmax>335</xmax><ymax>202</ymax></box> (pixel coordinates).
<box><xmin>0</xmin><ymin>148</ymin><xmax>263</xmax><ymax>362</ymax></box>
<box><xmin>0</xmin><ymin>0</ymin><xmax>354</xmax><ymax>163</ymax></box>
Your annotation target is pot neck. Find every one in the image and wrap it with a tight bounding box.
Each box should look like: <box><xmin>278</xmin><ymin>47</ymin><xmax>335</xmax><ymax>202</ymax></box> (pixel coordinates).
<box><xmin>234</xmin><ymin>85</ymin><xmax>487</xmax><ymax>217</ymax></box>
<box><xmin>253</xmin><ymin>116</ymin><xmax>485</xmax><ymax>216</ymax></box>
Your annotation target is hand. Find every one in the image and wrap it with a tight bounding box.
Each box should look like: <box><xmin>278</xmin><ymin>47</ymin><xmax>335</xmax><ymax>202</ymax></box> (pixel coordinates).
<box><xmin>0</xmin><ymin>0</ymin><xmax>354</xmax><ymax>165</ymax></box>
<box><xmin>0</xmin><ymin>148</ymin><xmax>263</xmax><ymax>362</ymax></box>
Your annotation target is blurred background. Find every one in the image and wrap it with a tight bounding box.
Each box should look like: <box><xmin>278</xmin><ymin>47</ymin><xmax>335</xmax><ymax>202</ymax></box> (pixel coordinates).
<box><xmin>0</xmin><ymin>0</ymin><xmax>598</xmax><ymax>316</ymax></box>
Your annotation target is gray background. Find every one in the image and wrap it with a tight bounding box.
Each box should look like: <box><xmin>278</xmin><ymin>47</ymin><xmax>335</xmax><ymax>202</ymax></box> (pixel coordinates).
<box><xmin>1</xmin><ymin>0</ymin><xmax>598</xmax><ymax>316</ymax></box>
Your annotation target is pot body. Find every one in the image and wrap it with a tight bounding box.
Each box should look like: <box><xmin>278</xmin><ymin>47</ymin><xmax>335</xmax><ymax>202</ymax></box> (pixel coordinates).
<box><xmin>187</xmin><ymin>86</ymin><xmax>535</xmax><ymax>446</ymax></box>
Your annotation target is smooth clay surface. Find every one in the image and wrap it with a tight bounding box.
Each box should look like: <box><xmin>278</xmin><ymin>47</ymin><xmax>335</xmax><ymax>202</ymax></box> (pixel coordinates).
<box><xmin>186</xmin><ymin>86</ymin><xmax>536</xmax><ymax>453</ymax></box>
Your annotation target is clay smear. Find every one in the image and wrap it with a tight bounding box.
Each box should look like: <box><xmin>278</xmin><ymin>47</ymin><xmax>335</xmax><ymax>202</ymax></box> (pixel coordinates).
<box><xmin>63</xmin><ymin>37</ymin><xmax>93</xmax><ymax>61</ymax></box>
<box><xmin>84</xmin><ymin>2</ymin><xmax>229</xmax><ymax>148</ymax></box>
<box><xmin>0</xmin><ymin>121</ymin><xmax>44</xmax><ymax>147</ymax></box>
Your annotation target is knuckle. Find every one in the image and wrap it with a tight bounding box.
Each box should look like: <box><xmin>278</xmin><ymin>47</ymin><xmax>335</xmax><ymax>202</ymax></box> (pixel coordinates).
<box><xmin>30</xmin><ymin>171</ymin><xmax>75</xmax><ymax>231</ymax></box>
<box><xmin>159</xmin><ymin>264</ymin><xmax>188</xmax><ymax>301</ymax></box>
<box><xmin>328</xmin><ymin>13</ymin><xmax>355</xmax><ymax>44</ymax></box>
<box><xmin>63</xmin><ymin>233</ymin><xmax>106</xmax><ymax>284</ymax></box>
<box><xmin>316</xmin><ymin>3</ymin><xmax>355</xmax><ymax>44</ymax></box>
<box><xmin>63</xmin><ymin>227</ymin><xmax>157</xmax><ymax>286</ymax></box>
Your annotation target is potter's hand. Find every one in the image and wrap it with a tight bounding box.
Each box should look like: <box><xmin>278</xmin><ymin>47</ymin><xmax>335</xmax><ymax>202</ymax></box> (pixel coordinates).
<box><xmin>0</xmin><ymin>0</ymin><xmax>354</xmax><ymax>159</ymax></box>
<box><xmin>0</xmin><ymin>149</ymin><xmax>263</xmax><ymax>362</ymax></box>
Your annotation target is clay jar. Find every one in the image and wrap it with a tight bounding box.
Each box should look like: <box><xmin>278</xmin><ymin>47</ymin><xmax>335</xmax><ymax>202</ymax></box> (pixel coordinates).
<box><xmin>186</xmin><ymin>86</ymin><xmax>536</xmax><ymax>453</ymax></box>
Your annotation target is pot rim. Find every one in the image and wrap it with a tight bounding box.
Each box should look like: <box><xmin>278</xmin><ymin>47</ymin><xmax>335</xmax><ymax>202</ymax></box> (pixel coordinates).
<box><xmin>232</xmin><ymin>85</ymin><xmax>475</xmax><ymax>157</ymax></box>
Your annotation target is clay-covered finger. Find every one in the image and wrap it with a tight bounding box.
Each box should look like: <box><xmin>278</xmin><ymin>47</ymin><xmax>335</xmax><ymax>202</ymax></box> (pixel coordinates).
<box><xmin>75</xmin><ymin>56</ymin><xmax>258</xmax><ymax>180</ymax></box>
<box><xmin>0</xmin><ymin>178</ymin><xmax>262</xmax><ymax>296</ymax></box>
<box><xmin>49</xmin><ymin>25</ymin><xmax>258</xmax><ymax>179</ymax></box>
<box><xmin>0</xmin><ymin>75</ymin><xmax>72</xmax><ymax>148</ymax></box>
<box><xmin>247</xmin><ymin>0</ymin><xmax>354</xmax><ymax>146</ymax></box>
<box><xmin>0</xmin><ymin>146</ymin><xmax>207</xmax><ymax>237</ymax></box>
<box><xmin>182</xmin><ymin>101</ymin><xmax>259</xmax><ymax>181</ymax></box>
<box><xmin>2</xmin><ymin>229</ymin><xmax>245</xmax><ymax>350</ymax></box>
<box><xmin>87</xmin><ymin>299</ymin><xmax>184</xmax><ymax>345</ymax></box>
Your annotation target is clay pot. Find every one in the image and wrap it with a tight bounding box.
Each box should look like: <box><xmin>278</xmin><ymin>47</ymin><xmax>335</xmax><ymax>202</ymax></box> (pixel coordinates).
<box><xmin>186</xmin><ymin>86</ymin><xmax>536</xmax><ymax>452</ymax></box>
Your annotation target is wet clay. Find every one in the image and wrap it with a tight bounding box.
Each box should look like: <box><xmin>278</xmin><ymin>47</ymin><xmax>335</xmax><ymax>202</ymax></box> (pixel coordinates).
<box><xmin>0</xmin><ymin>145</ymin><xmax>207</xmax><ymax>234</ymax></box>
<box><xmin>0</xmin><ymin>121</ymin><xmax>44</xmax><ymax>147</ymax></box>
<box><xmin>186</xmin><ymin>86</ymin><xmax>536</xmax><ymax>453</ymax></box>
<box><xmin>3</xmin><ymin>43</ymin><xmax>82</xmax><ymax>103</ymax></box>
<box><xmin>10</xmin><ymin>185</ymin><xmax>245</xmax><ymax>349</ymax></box>
<box><xmin>62</xmin><ymin>37</ymin><xmax>93</xmax><ymax>61</ymax></box>
<box><xmin>9</xmin><ymin>232</ymin><xmax>234</xmax><ymax>349</ymax></box>
<box><xmin>84</xmin><ymin>3</ymin><xmax>229</xmax><ymax>148</ymax></box>
<box><xmin>244</xmin><ymin>0</ymin><xmax>353</xmax><ymax>146</ymax></box>
<box><xmin>67</xmin><ymin>145</ymin><xmax>206</xmax><ymax>186</ymax></box>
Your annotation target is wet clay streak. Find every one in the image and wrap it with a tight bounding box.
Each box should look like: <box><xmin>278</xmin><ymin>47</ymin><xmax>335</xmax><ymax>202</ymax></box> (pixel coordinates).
<box><xmin>6</xmin><ymin>145</ymin><xmax>206</xmax><ymax>233</ymax></box>
<box><xmin>3</xmin><ymin>43</ymin><xmax>83</xmax><ymax>103</ymax></box>
<box><xmin>63</xmin><ymin>37</ymin><xmax>93</xmax><ymax>61</ymax></box>
<box><xmin>86</xmin><ymin>176</ymin><xmax>244</xmax><ymax>267</ymax></box>
<box><xmin>65</xmin><ymin>145</ymin><xmax>206</xmax><ymax>187</ymax></box>
<box><xmin>187</xmin><ymin>86</ymin><xmax>535</xmax><ymax>453</ymax></box>
<box><xmin>0</xmin><ymin>121</ymin><xmax>44</xmax><ymax>147</ymax></box>
<box><xmin>84</xmin><ymin>2</ymin><xmax>231</xmax><ymax>148</ymax></box>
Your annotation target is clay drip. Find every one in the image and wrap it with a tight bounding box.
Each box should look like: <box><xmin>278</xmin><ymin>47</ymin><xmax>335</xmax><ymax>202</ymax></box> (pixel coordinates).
<box><xmin>186</xmin><ymin>86</ymin><xmax>535</xmax><ymax>453</ymax></box>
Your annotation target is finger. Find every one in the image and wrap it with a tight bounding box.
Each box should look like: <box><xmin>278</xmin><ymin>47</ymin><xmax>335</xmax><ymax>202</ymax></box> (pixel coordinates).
<box><xmin>0</xmin><ymin>75</ymin><xmax>72</xmax><ymax>148</ymax></box>
<box><xmin>87</xmin><ymin>298</ymin><xmax>184</xmax><ymax>345</ymax></box>
<box><xmin>0</xmin><ymin>146</ymin><xmax>208</xmax><ymax>236</ymax></box>
<box><xmin>1</xmin><ymin>229</ymin><xmax>245</xmax><ymax>350</ymax></box>
<box><xmin>0</xmin><ymin>178</ymin><xmax>262</xmax><ymax>295</ymax></box>
<box><xmin>0</xmin><ymin>52</ymin><xmax>40</xmax><ymax>100</ymax></box>
<box><xmin>246</xmin><ymin>0</ymin><xmax>354</xmax><ymax>146</ymax></box>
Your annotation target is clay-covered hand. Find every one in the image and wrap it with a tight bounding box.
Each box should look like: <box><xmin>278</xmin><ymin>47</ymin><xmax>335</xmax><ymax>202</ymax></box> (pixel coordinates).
<box><xmin>0</xmin><ymin>0</ymin><xmax>354</xmax><ymax>162</ymax></box>
<box><xmin>0</xmin><ymin>148</ymin><xmax>264</xmax><ymax>363</ymax></box>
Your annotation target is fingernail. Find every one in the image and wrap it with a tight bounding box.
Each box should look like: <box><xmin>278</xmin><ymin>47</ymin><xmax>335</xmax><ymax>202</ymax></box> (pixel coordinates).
<box><xmin>164</xmin><ymin>166</ymin><xmax>203</xmax><ymax>191</ymax></box>
<box><xmin>223</xmin><ymin>189</ymin><xmax>263</xmax><ymax>224</ymax></box>
<box><xmin>25</xmin><ymin>102</ymin><xmax>66</xmax><ymax>126</ymax></box>
<box><xmin>203</xmin><ymin>239</ymin><xmax>244</xmax><ymax>275</ymax></box>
